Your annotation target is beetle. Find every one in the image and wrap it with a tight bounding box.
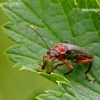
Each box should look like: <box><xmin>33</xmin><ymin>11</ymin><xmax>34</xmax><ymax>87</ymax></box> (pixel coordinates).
<box><xmin>26</xmin><ymin>25</ymin><xmax>97</xmax><ymax>82</ymax></box>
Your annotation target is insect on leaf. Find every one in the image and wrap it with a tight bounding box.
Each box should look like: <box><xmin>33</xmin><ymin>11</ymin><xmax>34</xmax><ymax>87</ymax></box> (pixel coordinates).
<box><xmin>1</xmin><ymin>0</ymin><xmax>100</xmax><ymax>99</ymax></box>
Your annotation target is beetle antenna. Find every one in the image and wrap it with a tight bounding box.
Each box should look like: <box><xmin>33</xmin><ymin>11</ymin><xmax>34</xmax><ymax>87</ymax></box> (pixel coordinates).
<box><xmin>26</xmin><ymin>25</ymin><xmax>50</xmax><ymax>49</ymax></box>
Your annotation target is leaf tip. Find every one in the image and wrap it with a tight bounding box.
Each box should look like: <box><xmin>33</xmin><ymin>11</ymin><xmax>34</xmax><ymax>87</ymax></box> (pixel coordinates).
<box><xmin>3</xmin><ymin>51</ymin><xmax>6</xmax><ymax>55</ymax></box>
<box><xmin>19</xmin><ymin>65</ymin><xmax>27</xmax><ymax>71</ymax></box>
<box><xmin>1</xmin><ymin>25</ymin><xmax>4</xmax><ymax>29</ymax></box>
<box><xmin>0</xmin><ymin>3</ymin><xmax>3</xmax><ymax>8</ymax></box>
<box><xmin>44</xmin><ymin>90</ymin><xmax>48</xmax><ymax>93</ymax></box>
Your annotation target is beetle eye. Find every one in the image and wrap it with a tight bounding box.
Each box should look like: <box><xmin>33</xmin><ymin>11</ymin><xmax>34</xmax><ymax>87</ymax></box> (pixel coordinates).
<box><xmin>47</xmin><ymin>52</ymin><xmax>49</xmax><ymax>54</ymax></box>
<box><xmin>56</xmin><ymin>55</ymin><xmax>58</xmax><ymax>58</ymax></box>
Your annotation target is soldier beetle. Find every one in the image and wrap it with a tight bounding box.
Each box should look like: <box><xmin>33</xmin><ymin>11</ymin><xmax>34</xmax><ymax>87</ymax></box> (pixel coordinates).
<box><xmin>26</xmin><ymin>25</ymin><xmax>97</xmax><ymax>83</ymax></box>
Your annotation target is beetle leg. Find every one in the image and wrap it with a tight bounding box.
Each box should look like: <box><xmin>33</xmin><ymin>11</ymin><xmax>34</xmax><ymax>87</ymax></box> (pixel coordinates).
<box><xmin>85</xmin><ymin>62</ymin><xmax>97</xmax><ymax>82</ymax></box>
<box><xmin>36</xmin><ymin>61</ymin><xmax>46</xmax><ymax>72</ymax></box>
<box><xmin>75</xmin><ymin>55</ymin><xmax>93</xmax><ymax>63</ymax></box>
<box><xmin>58</xmin><ymin>56</ymin><xmax>73</xmax><ymax>76</ymax></box>
<box><xmin>36</xmin><ymin>55</ymin><xmax>49</xmax><ymax>72</ymax></box>
<box><xmin>43</xmin><ymin>54</ymin><xmax>49</xmax><ymax>62</ymax></box>
<box><xmin>51</xmin><ymin>63</ymin><xmax>65</xmax><ymax>72</ymax></box>
<box><xmin>85</xmin><ymin>62</ymin><xmax>92</xmax><ymax>74</ymax></box>
<box><xmin>63</xmin><ymin>61</ymin><xmax>73</xmax><ymax>76</ymax></box>
<box><xmin>75</xmin><ymin>57</ymin><xmax>97</xmax><ymax>82</ymax></box>
<box><xmin>75</xmin><ymin>58</ymin><xmax>92</xmax><ymax>63</ymax></box>
<box><xmin>35</xmin><ymin>68</ymin><xmax>45</xmax><ymax>72</ymax></box>
<box><xmin>41</xmin><ymin>60</ymin><xmax>47</xmax><ymax>69</ymax></box>
<box><xmin>64</xmin><ymin>41</ymin><xmax>68</xmax><ymax>43</ymax></box>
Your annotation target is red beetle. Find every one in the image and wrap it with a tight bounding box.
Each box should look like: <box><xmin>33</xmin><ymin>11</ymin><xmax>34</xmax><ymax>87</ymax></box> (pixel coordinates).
<box><xmin>26</xmin><ymin>25</ymin><xmax>97</xmax><ymax>82</ymax></box>
<box><xmin>47</xmin><ymin>43</ymin><xmax>93</xmax><ymax>73</ymax></box>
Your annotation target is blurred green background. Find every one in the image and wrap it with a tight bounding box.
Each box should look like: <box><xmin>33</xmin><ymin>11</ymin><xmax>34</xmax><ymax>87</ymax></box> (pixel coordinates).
<box><xmin>0</xmin><ymin>0</ymin><xmax>57</xmax><ymax>100</ymax></box>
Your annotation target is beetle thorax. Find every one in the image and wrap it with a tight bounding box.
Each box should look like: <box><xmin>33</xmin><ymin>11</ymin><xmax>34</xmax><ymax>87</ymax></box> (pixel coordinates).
<box><xmin>54</xmin><ymin>45</ymin><xmax>67</xmax><ymax>54</ymax></box>
<box><xmin>47</xmin><ymin>45</ymin><xmax>67</xmax><ymax>59</ymax></box>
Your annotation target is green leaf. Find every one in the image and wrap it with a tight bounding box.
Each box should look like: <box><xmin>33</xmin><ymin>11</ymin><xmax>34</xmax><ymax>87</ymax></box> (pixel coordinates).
<box><xmin>39</xmin><ymin>72</ymin><xmax>71</xmax><ymax>87</ymax></box>
<box><xmin>36</xmin><ymin>81</ymin><xmax>79</xmax><ymax>100</ymax></box>
<box><xmin>1</xmin><ymin>0</ymin><xmax>100</xmax><ymax>99</ymax></box>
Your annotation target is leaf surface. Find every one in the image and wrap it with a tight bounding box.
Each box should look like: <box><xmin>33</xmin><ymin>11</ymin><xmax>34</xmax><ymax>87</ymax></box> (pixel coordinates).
<box><xmin>1</xmin><ymin>0</ymin><xmax>100</xmax><ymax>99</ymax></box>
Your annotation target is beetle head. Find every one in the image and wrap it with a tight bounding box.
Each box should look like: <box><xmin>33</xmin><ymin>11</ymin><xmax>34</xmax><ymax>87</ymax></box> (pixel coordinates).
<box><xmin>47</xmin><ymin>49</ymin><xmax>59</xmax><ymax>60</ymax></box>
<box><xmin>47</xmin><ymin>45</ymin><xmax>67</xmax><ymax>60</ymax></box>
